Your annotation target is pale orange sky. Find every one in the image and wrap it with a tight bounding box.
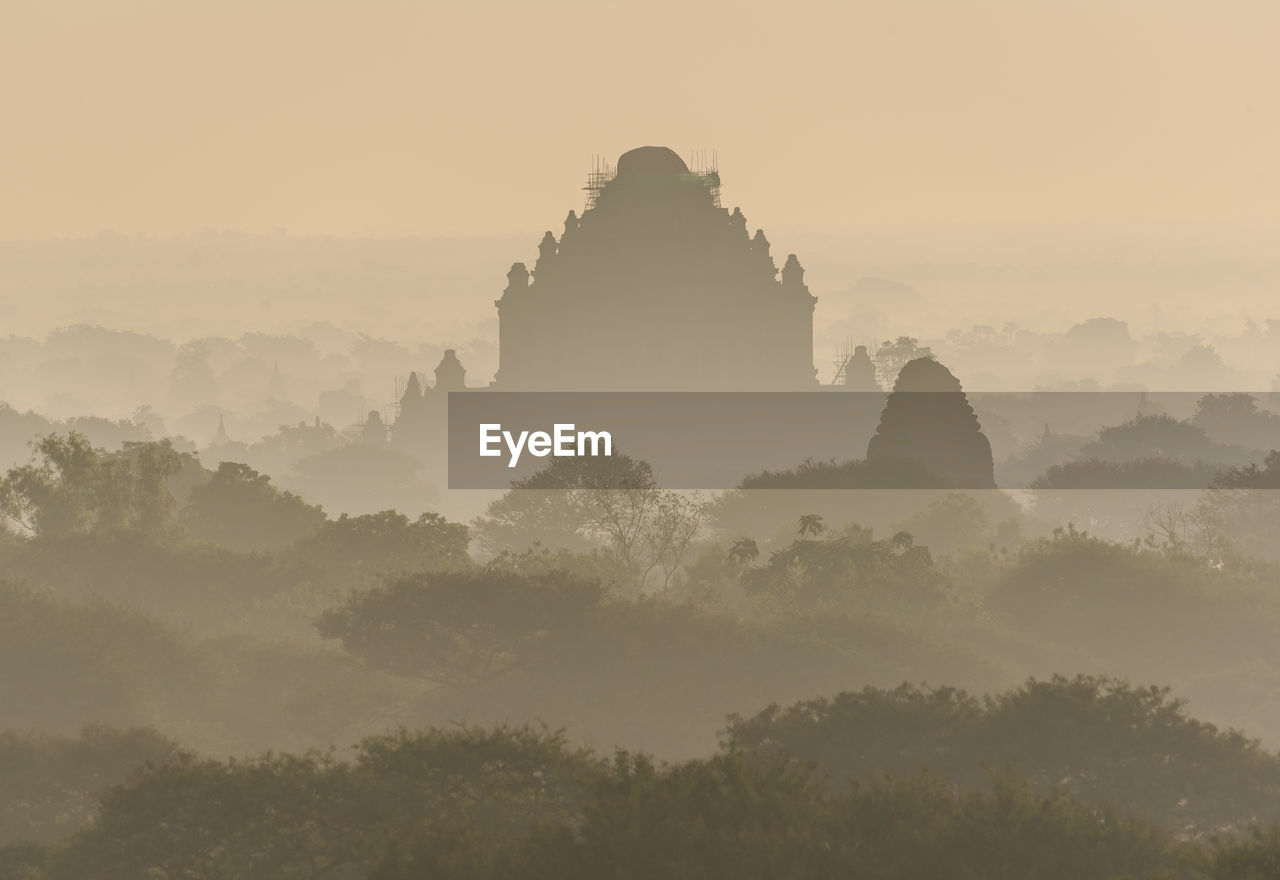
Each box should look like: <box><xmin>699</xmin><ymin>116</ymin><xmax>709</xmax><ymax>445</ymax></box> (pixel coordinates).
<box><xmin>4</xmin><ymin>0</ymin><xmax>1278</xmax><ymax>239</ymax></box>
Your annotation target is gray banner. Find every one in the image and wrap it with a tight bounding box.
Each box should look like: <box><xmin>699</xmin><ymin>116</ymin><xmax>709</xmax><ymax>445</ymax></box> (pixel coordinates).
<box><xmin>447</xmin><ymin>391</ymin><xmax>1280</xmax><ymax>489</ymax></box>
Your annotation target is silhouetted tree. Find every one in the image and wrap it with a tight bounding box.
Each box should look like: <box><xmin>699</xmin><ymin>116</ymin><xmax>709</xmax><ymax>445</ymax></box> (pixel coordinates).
<box><xmin>741</xmin><ymin>524</ymin><xmax>947</xmax><ymax>611</ymax></box>
<box><xmin>474</xmin><ymin>455</ymin><xmax>706</xmax><ymax>591</ymax></box>
<box><xmin>1031</xmin><ymin>457</ymin><xmax>1219</xmax><ymax>489</ymax></box>
<box><xmin>1196</xmin><ymin>450</ymin><xmax>1280</xmax><ymax>561</ymax></box>
<box><xmin>183</xmin><ymin>461</ymin><xmax>325</xmax><ymax>552</ymax></box>
<box><xmin>0</xmin><ymin>434</ymin><xmax>188</xmax><ymax>537</ymax></box>
<box><xmin>1212</xmin><ymin>450</ymin><xmax>1280</xmax><ymax>490</ymax></box>
<box><xmin>0</xmin><ymin>725</ymin><xmax>183</xmax><ymax>846</ymax></box>
<box><xmin>726</xmin><ymin>675</ymin><xmax>1280</xmax><ymax>835</ymax></box>
<box><xmin>316</xmin><ymin>571</ymin><xmax>604</xmax><ymax>684</ymax></box>
<box><xmin>796</xmin><ymin>514</ymin><xmax>826</xmax><ymax>538</ymax></box>
<box><xmin>289</xmin><ymin>510</ymin><xmax>469</xmax><ymax>574</ymax></box>
<box><xmin>1193</xmin><ymin>393</ymin><xmax>1272</xmax><ymax>442</ymax></box>
<box><xmin>1082</xmin><ymin>413</ymin><xmax>1231</xmax><ymax>465</ymax></box>
<box><xmin>727</xmin><ymin>537</ymin><xmax>759</xmax><ymax>565</ymax></box>
<box><xmin>873</xmin><ymin>336</ymin><xmax>933</xmax><ymax>390</ymax></box>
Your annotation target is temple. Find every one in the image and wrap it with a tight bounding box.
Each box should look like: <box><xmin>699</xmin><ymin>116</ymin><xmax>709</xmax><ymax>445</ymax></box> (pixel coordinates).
<box><xmin>865</xmin><ymin>358</ymin><xmax>996</xmax><ymax>488</ymax></box>
<box><xmin>493</xmin><ymin>146</ymin><xmax>818</xmax><ymax>390</ymax></box>
<box><xmin>391</xmin><ymin>349</ymin><xmax>467</xmax><ymax>449</ymax></box>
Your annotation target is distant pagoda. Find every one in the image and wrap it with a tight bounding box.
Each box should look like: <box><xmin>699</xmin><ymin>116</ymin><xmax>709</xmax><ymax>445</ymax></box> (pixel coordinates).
<box><xmin>493</xmin><ymin>146</ymin><xmax>818</xmax><ymax>390</ymax></box>
<box><xmin>866</xmin><ymin>357</ymin><xmax>996</xmax><ymax>488</ymax></box>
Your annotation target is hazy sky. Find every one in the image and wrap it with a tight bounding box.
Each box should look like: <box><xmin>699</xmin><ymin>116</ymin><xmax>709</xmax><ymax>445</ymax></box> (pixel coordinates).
<box><xmin>5</xmin><ymin>0</ymin><xmax>1278</xmax><ymax>239</ymax></box>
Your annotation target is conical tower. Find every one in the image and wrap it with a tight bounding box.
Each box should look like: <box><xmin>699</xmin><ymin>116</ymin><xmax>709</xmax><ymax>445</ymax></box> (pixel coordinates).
<box><xmin>494</xmin><ymin>146</ymin><xmax>817</xmax><ymax>390</ymax></box>
<box><xmin>866</xmin><ymin>358</ymin><xmax>996</xmax><ymax>488</ymax></box>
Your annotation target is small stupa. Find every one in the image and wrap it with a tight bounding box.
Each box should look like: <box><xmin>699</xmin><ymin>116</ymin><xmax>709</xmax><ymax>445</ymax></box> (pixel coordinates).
<box><xmin>866</xmin><ymin>357</ymin><xmax>996</xmax><ymax>488</ymax></box>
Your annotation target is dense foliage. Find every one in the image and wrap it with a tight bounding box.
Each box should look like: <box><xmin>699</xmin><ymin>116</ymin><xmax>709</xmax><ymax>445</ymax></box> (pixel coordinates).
<box><xmin>5</xmin><ymin>704</ymin><xmax>1280</xmax><ymax>879</ymax></box>
<box><xmin>5</xmin><ymin>423</ymin><xmax>1280</xmax><ymax>878</ymax></box>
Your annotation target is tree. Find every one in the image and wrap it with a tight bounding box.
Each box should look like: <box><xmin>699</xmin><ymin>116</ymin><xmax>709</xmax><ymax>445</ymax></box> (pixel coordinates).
<box><xmin>316</xmin><ymin>570</ymin><xmax>604</xmax><ymax>684</ymax></box>
<box><xmin>1031</xmin><ymin>457</ymin><xmax>1218</xmax><ymax>489</ymax></box>
<box><xmin>379</xmin><ymin>748</ymin><xmax>1182</xmax><ymax>880</ymax></box>
<box><xmin>987</xmin><ymin>527</ymin><xmax>1280</xmax><ymax>678</ymax></box>
<box><xmin>1196</xmin><ymin>825</ymin><xmax>1280</xmax><ymax>880</ymax></box>
<box><xmin>45</xmin><ymin>751</ymin><xmax>364</xmax><ymax>880</ymax></box>
<box><xmin>1187</xmin><ymin>393</ymin><xmax>1269</xmax><ymax>447</ymax></box>
<box><xmin>737</xmin><ymin>455</ymin><xmax>951</xmax><ymax>489</ymax></box>
<box><xmin>1137</xmin><ymin>499</ymin><xmax>1220</xmax><ymax>556</ymax></box>
<box><xmin>796</xmin><ymin>514</ymin><xmax>826</xmax><ymax>538</ymax></box>
<box><xmin>725</xmin><ymin>676</ymin><xmax>1280</xmax><ymax>836</ymax></box>
<box><xmin>41</xmin><ymin>725</ymin><xmax>602</xmax><ymax>880</ymax></box>
<box><xmin>0</xmin><ymin>725</ymin><xmax>183</xmax><ymax>846</ymax></box>
<box><xmin>0</xmin><ymin>581</ymin><xmax>186</xmax><ymax>732</ymax></box>
<box><xmin>353</xmin><ymin>725</ymin><xmax>600</xmax><ymax>852</ymax></box>
<box><xmin>740</xmin><ymin>524</ymin><xmax>947</xmax><ymax>611</ymax></box>
<box><xmin>183</xmin><ymin>461</ymin><xmax>326</xmax><ymax>552</ymax></box>
<box><xmin>1212</xmin><ymin>450</ymin><xmax>1280</xmax><ymax>490</ymax></box>
<box><xmin>1081</xmin><ymin>413</ymin><xmax>1228</xmax><ymax>465</ymax></box>
<box><xmin>890</xmin><ymin>492</ymin><xmax>1016</xmax><ymax>557</ymax></box>
<box><xmin>727</xmin><ymin>537</ymin><xmax>759</xmax><ymax>565</ymax></box>
<box><xmin>473</xmin><ymin>454</ymin><xmax>707</xmax><ymax>592</ymax></box>
<box><xmin>0</xmin><ymin>433</ymin><xmax>188</xmax><ymax>538</ymax></box>
<box><xmin>1196</xmin><ymin>450</ymin><xmax>1280</xmax><ymax>561</ymax></box>
<box><xmin>0</xmin><ymin>841</ymin><xmax>47</xmax><ymax>879</ymax></box>
<box><xmin>289</xmin><ymin>510</ymin><xmax>470</xmax><ymax>574</ymax></box>
<box><xmin>630</xmin><ymin>489</ymin><xmax>707</xmax><ymax>590</ymax></box>
<box><xmin>873</xmin><ymin>335</ymin><xmax>933</xmax><ymax>390</ymax></box>
<box><xmin>482</xmin><ymin>542</ymin><xmax>632</xmax><ymax>590</ymax></box>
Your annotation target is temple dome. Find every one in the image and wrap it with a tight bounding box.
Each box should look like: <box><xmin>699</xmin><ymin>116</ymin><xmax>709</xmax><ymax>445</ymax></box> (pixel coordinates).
<box><xmin>891</xmin><ymin>356</ymin><xmax>965</xmax><ymax>393</ymax></box>
<box><xmin>616</xmin><ymin>145</ymin><xmax>690</xmax><ymax>177</ymax></box>
<box><xmin>493</xmin><ymin>146</ymin><xmax>818</xmax><ymax>390</ymax></box>
<box><xmin>865</xmin><ymin>357</ymin><xmax>996</xmax><ymax>487</ymax></box>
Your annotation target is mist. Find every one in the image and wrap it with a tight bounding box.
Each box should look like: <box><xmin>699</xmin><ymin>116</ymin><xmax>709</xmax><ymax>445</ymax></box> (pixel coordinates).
<box><xmin>4</xmin><ymin>1</ymin><xmax>1280</xmax><ymax>877</ymax></box>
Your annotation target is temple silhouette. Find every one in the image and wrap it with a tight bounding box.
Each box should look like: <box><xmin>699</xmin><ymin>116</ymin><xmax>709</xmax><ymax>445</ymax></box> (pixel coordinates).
<box><xmin>386</xmin><ymin>148</ymin><xmax>999</xmax><ymax>488</ymax></box>
<box><xmin>866</xmin><ymin>357</ymin><xmax>996</xmax><ymax>488</ymax></box>
<box><xmin>493</xmin><ymin>146</ymin><xmax>818</xmax><ymax>390</ymax></box>
<box><xmin>392</xmin><ymin>349</ymin><xmax>467</xmax><ymax>449</ymax></box>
